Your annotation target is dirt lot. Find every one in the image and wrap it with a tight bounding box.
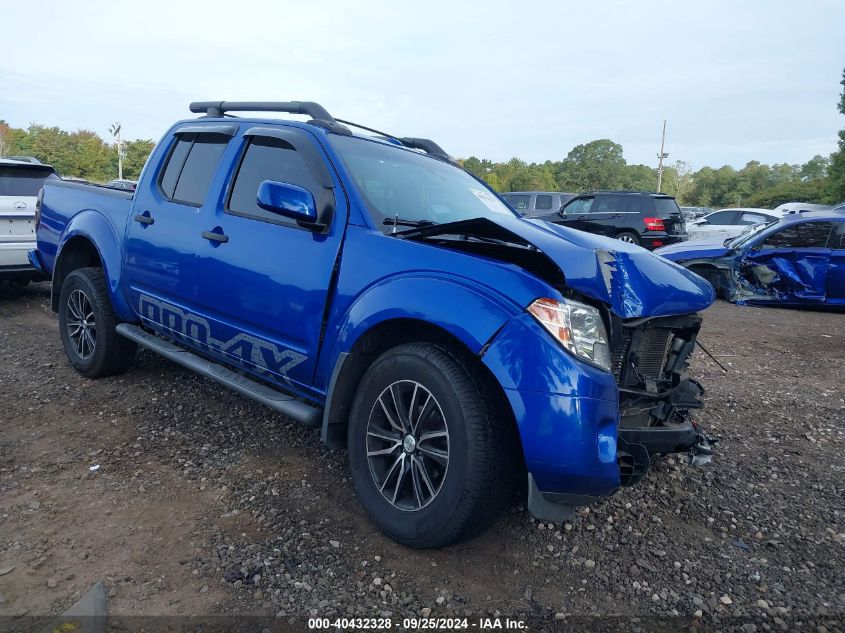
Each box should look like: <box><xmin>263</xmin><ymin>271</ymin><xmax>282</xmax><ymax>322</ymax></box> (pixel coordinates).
<box><xmin>1</xmin><ymin>282</ymin><xmax>843</xmax><ymax>630</ymax></box>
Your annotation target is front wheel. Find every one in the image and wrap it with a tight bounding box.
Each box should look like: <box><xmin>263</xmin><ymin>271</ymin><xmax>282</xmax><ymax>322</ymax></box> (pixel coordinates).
<box><xmin>58</xmin><ymin>267</ymin><xmax>137</xmax><ymax>378</ymax></box>
<box><xmin>347</xmin><ymin>343</ymin><xmax>514</xmax><ymax>548</ymax></box>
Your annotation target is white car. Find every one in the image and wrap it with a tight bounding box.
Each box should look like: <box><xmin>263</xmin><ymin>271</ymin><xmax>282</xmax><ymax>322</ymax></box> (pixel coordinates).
<box><xmin>772</xmin><ymin>201</ymin><xmax>831</xmax><ymax>213</ymax></box>
<box><xmin>0</xmin><ymin>158</ymin><xmax>59</xmax><ymax>286</ymax></box>
<box><xmin>685</xmin><ymin>207</ymin><xmax>781</xmax><ymax>242</ymax></box>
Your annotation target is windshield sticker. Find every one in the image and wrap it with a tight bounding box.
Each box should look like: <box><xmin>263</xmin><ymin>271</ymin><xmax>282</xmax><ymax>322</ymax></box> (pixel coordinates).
<box><xmin>470</xmin><ymin>188</ymin><xmax>510</xmax><ymax>215</ymax></box>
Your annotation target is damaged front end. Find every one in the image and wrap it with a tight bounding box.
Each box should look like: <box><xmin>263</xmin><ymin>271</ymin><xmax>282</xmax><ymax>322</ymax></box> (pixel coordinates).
<box><xmin>608</xmin><ymin>313</ymin><xmax>717</xmax><ymax>486</ymax></box>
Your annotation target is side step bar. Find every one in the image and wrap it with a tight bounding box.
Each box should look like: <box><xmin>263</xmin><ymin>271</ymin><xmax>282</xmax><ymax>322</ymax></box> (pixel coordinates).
<box><xmin>116</xmin><ymin>324</ymin><xmax>321</xmax><ymax>427</ymax></box>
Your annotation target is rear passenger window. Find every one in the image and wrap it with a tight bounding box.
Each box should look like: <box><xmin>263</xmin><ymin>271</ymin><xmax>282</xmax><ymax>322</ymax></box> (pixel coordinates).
<box><xmin>760</xmin><ymin>222</ymin><xmax>835</xmax><ymax>249</ymax></box>
<box><xmin>160</xmin><ymin>133</ymin><xmax>230</xmax><ymax>206</ymax></box>
<box><xmin>505</xmin><ymin>195</ymin><xmax>531</xmax><ymax>210</ymax></box>
<box><xmin>738</xmin><ymin>212</ymin><xmax>769</xmax><ymax>225</ymax></box>
<box><xmin>593</xmin><ymin>196</ymin><xmax>624</xmax><ymax>213</ymax></box>
<box><xmin>535</xmin><ymin>195</ymin><xmax>553</xmax><ymax>210</ymax></box>
<box><xmin>227</xmin><ymin>136</ymin><xmax>320</xmax><ymax>222</ymax></box>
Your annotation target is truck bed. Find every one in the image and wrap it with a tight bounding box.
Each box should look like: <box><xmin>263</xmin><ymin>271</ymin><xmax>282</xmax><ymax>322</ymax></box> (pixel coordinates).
<box><xmin>37</xmin><ymin>180</ymin><xmax>134</xmax><ymax>277</ymax></box>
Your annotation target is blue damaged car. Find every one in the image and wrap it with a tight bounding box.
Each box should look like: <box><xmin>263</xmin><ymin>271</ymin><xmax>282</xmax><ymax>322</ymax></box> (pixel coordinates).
<box><xmin>656</xmin><ymin>210</ymin><xmax>845</xmax><ymax>308</ymax></box>
<box><xmin>31</xmin><ymin>101</ymin><xmax>715</xmax><ymax>547</ymax></box>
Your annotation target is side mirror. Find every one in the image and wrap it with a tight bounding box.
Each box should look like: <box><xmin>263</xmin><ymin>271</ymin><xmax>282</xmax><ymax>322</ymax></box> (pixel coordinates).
<box><xmin>257</xmin><ymin>180</ymin><xmax>319</xmax><ymax>226</ymax></box>
<box><xmin>695</xmin><ymin>218</ymin><xmax>708</xmax><ymax>225</ymax></box>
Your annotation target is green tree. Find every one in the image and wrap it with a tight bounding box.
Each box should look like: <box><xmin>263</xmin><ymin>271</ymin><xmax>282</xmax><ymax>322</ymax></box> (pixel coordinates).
<box><xmin>825</xmin><ymin>68</ymin><xmax>845</xmax><ymax>202</ymax></box>
<box><xmin>556</xmin><ymin>139</ymin><xmax>626</xmax><ymax>191</ymax></box>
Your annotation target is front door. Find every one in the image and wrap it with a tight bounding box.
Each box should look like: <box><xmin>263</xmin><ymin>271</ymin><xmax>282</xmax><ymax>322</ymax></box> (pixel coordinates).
<box><xmin>183</xmin><ymin>126</ymin><xmax>346</xmax><ymax>394</ymax></box>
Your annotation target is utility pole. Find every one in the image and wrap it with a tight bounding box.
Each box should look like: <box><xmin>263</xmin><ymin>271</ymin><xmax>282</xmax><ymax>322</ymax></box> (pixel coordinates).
<box><xmin>656</xmin><ymin>119</ymin><xmax>668</xmax><ymax>192</ymax></box>
<box><xmin>109</xmin><ymin>122</ymin><xmax>125</xmax><ymax>180</ymax></box>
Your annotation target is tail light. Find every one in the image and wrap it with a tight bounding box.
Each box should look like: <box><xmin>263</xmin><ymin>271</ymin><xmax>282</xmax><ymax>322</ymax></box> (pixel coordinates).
<box><xmin>35</xmin><ymin>188</ymin><xmax>44</xmax><ymax>230</ymax></box>
<box><xmin>643</xmin><ymin>216</ymin><xmax>665</xmax><ymax>231</ymax></box>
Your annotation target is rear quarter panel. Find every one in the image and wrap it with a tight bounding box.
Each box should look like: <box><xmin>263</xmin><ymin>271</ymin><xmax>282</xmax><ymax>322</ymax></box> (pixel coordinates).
<box><xmin>38</xmin><ymin>182</ymin><xmax>135</xmax><ymax>319</ymax></box>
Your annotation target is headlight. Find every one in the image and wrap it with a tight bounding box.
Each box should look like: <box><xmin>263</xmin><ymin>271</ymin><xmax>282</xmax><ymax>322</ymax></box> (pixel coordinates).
<box><xmin>527</xmin><ymin>297</ymin><xmax>612</xmax><ymax>372</ymax></box>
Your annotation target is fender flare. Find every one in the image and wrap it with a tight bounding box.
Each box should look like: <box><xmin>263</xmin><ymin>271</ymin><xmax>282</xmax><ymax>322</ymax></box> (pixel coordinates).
<box><xmin>53</xmin><ymin>210</ymin><xmax>134</xmax><ymax>321</ymax></box>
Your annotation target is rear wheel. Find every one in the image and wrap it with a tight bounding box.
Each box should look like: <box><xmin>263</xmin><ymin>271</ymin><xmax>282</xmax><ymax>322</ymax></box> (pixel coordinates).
<box><xmin>347</xmin><ymin>343</ymin><xmax>513</xmax><ymax>548</ymax></box>
<box><xmin>616</xmin><ymin>231</ymin><xmax>641</xmax><ymax>245</ymax></box>
<box><xmin>58</xmin><ymin>267</ymin><xmax>137</xmax><ymax>378</ymax></box>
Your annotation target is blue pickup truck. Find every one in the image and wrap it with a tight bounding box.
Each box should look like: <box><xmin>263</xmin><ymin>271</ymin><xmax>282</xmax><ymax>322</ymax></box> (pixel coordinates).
<box><xmin>32</xmin><ymin>101</ymin><xmax>715</xmax><ymax>547</ymax></box>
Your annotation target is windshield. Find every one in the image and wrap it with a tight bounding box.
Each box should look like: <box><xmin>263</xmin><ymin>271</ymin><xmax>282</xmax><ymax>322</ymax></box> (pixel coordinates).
<box><xmin>330</xmin><ymin>135</ymin><xmax>517</xmax><ymax>229</ymax></box>
<box><xmin>727</xmin><ymin>221</ymin><xmax>776</xmax><ymax>249</ymax></box>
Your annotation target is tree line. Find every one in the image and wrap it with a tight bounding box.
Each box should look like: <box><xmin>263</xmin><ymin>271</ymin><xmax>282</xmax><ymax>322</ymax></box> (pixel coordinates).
<box><xmin>0</xmin><ymin>122</ymin><xmax>154</xmax><ymax>182</ymax></box>
<box><xmin>2</xmin><ymin>69</ymin><xmax>843</xmax><ymax>206</ymax></box>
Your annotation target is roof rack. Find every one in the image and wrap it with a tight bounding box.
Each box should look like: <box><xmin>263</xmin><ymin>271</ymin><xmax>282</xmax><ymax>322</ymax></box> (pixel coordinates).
<box><xmin>189</xmin><ymin>101</ymin><xmax>454</xmax><ymax>164</ymax></box>
<box><xmin>334</xmin><ymin>118</ymin><xmax>454</xmax><ymax>164</ymax></box>
<box><xmin>189</xmin><ymin>101</ymin><xmax>351</xmax><ymax>134</ymax></box>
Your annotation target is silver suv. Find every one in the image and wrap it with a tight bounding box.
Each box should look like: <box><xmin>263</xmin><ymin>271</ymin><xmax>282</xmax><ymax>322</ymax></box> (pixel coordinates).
<box><xmin>0</xmin><ymin>158</ymin><xmax>59</xmax><ymax>286</ymax></box>
<box><xmin>501</xmin><ymin>191</ymin><xmax>574</xmax><ymax>217</ymax></box>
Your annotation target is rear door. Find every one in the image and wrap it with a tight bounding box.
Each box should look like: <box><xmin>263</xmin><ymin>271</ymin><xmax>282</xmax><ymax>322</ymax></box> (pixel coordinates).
<box><xmin>580</xmin><ymin>194</ymin><xmax>625</xmax><ymax>237</ymax></box>
<box><xmin>0</xmin><ymin>164</ymin><xmax>59</xmax><ymax>270</ymax></box>
<box><xmin>742</xmin><ymin>220</ymin><xmax>836</xmax><ymax>302</ymax></box>
<box><xmin>124</xmin><ymin>125</ymin><xmax>235</xmax><ymax>313</ymax></box>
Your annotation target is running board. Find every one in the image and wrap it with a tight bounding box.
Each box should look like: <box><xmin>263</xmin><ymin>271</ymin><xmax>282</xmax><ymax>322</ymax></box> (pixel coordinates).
<box><xmin>116</xmin><ymin>323</ymin><xmax>321</xmax><ymax>427</ymax></box>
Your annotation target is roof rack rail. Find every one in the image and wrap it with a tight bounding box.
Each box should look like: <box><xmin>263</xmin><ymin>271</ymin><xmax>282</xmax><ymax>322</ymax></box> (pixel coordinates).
<box><xmin>334</xmin><ymin>118</ymin><xmax>454</xmax><ymax>164</ymax></box>
<box><xmin>188</xmin><ymin>101</ymin><xmax>351</xmax><ymax>134</ymax></box>
<box><xmin>189</xmin><ymin>102</ymin><xmax>454</xmax><ymax>164</ymax></box>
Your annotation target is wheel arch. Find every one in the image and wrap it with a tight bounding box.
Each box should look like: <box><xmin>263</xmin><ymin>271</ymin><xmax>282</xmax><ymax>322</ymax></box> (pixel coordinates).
<box><xmin>320</xmin><ymin>317</ymin><xmax>523</xmax><ymax>469</ymax></box>
<box><xmin>685</xmin><ymin>261</ymin><xmax>731</xmax><ymax>299</ymax></box>
<box><xmin>51</xmin><ymin>213</ymin><xmax>133</xmax><ymax>320</ymax></box>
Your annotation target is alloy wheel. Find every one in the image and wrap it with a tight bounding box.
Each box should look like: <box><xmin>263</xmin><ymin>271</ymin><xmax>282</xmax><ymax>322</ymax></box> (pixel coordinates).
<box><xmin>66</xmin><ymin>289</ymin><xmax>97</xmax><ymax>359</ymax></box>
<box><xmin>617</xmin><ymin>234</ymin><xmax>637</xmax><ymax>243</ymax></box>
<box><xmin>366</xmin><ymin>380</ymin><xmax>450</xmax><ymax>511</ymax></box>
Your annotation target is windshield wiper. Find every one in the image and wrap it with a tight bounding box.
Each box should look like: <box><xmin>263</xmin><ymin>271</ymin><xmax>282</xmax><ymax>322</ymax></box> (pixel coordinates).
<box><xmin>383</xmin><ymin>216</ymin><xmax>437</xmax><ymax>234</ymax></box>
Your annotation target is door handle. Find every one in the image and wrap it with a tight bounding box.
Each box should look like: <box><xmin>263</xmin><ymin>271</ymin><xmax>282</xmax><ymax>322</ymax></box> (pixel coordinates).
<box><xmin>201</xmin><ymin>230</ymin><xmax>229</xmax><ymax>244</ymax></box>
<box><xmin>133</xmin><ymin>213</ymin><xmax>154</xmax><ymax>225</ymax></box>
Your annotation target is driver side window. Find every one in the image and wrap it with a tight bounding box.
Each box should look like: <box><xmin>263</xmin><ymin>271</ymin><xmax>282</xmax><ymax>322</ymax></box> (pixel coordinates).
<box><xmin>758</xmin><ymin>222</ymin><xmax>835</xmax><ymax>250</ymax></box>
<box><xmin>562</xmin><ymin>197</ymin><xmax>594</xmax><ymax>215</ymax></box>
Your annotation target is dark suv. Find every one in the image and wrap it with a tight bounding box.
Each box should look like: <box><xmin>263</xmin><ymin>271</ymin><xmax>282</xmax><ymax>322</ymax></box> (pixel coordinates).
<box><xmin>542</xmin><ymin>191</ymin><xmax>688</xmax><ymax>250</ymax></box>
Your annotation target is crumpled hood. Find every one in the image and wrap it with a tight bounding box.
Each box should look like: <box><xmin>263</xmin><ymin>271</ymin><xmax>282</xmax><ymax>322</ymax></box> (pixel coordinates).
<box><xmin>499</xmin><ymin>216</ymin><xmax>715</xmax><ymax>318</ymax></box>
<box><xmin>653</xmin><ymin>237</ymin><xmax>732</xmax><ymax>261</ymax></box>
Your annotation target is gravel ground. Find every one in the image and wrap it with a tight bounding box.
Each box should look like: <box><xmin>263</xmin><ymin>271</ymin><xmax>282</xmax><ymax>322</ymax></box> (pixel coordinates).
<box><xmin>0</xmin><ymin>282</ymin><xmax>843</xmax><ymax>631</ymax></box>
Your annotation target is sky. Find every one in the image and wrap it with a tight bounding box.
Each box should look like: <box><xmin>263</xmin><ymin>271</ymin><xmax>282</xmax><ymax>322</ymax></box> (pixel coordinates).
<box><xmin>1</xmin><ymin>0</ymin><xmax>844</xmax><ymax>170</ymax></box>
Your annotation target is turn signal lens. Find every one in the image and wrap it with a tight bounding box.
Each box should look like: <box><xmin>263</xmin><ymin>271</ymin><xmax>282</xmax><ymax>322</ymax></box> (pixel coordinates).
<box><xmin>527</xmin><ymin>298</ymin><xmax>612</xmax><ymax>372</ymax></box>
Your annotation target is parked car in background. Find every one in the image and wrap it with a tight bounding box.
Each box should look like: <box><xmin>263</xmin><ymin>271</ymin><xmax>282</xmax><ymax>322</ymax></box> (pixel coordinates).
<box><xmin>656</xmin><ymin>210</ymin><xmax>845</xmax><ymax>307</ymax></box>
<box><xmin>0</xmin><ymin>158</ymin><xmax>59</xmax><ymax>286</ymax></box>
<box><xmin>3</xmin><ymin>156</ymin><xmax>43</xmax><ymax>165</ymax></box>
<box><xmin>32</xmin><ymin>99</ymin><xmax>717</xmax><ymax>547</ymax></box>
<box><xmin>686</xmin><ymin>207</ymin><xmax>781</xmax><ymax>242</ymax></box>
<box><xmin>773</xmin><ymin>202</ymin><xmax>831</xmax><ymax>213</ymax></box>
<box><xmin>500</xmin><ymin>191</ymin><xmax>574</xmax><ymax>217</ymax></box>
<box><xmin>680</xmin><ymin>206</ymin><xmax>713</xmax><ymax>221</ymax></box>
<box><xmin>543</xmin><ymin>190</ymin><xmax>688</xmax><ymax>250</ymax></box>
<box><xmin>832</xmin><ymin>201</ymin><xmax>845</xmax><ymax>211</ymax></box>
<box><xmin>105</xmin><ymin>179</ymin><xmax>138</xmax><ymax>191</ymax></box>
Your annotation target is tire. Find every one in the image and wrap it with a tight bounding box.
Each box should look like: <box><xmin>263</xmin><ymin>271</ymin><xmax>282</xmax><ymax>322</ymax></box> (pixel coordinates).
<box><xmin>347</xmin><ymin>343</ymin><xmax>514</xmax><ymax>548</ymax></box>
<box><xmin>58</xmin><ymin>267</ymin><xmax>137</xmax><ymax>378</ymax></box>
<box><xmin>616</xmin><ymin>231</ymin><xmax>641</xmax><ymax>246</ymax></box>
